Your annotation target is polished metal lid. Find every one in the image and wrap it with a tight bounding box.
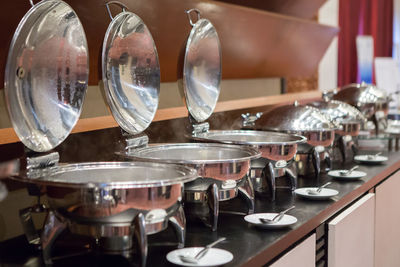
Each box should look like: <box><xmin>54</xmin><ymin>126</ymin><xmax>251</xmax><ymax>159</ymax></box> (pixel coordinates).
<box><xmin>192</xmin><ymin>130</ymin><xmax>306</xmax><ymax>146</ymax></box>
<box><xmin>127</xmin><ymin>143</ymin><xmax>260</xmax><ymax>164</ymax></box>
<box><xmin>182</xmin><ymin>9</ymin><xmax>221</xmax><ymax>123</ymax></box>
<box><xmin>308</xmin><ymin>100</ymin><xmax>367</xmax><ymax>124</ymax></box>
<box><xmin>5</xmin><ymin>0</ymin><xmax>89</xmax><ymax>152</ymax></box>
<box><xmin>102</xmin><ymin>2</ymin><xmax>160</xmax><ymax>134</ymax></box>
<box><xmin>333</xmin><ymin>83</ymin><xmax>389</xmax><ymax>105</ymax></box>
<box><xmin>259</xmin><ymin>102</ymin><xmax>337</xmax><ymax>132</ymax></box>
<box><xmin>20</xmin><ymin>162</ymin><xmax>197</xmax><ymax>188</ymax></box>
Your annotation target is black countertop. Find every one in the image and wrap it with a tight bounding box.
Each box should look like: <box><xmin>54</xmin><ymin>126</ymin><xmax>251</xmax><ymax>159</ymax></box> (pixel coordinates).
<box><xmin>1</xmin><ymin>149</ymin><xmax>399</xmax><ymax>267</ymax></box>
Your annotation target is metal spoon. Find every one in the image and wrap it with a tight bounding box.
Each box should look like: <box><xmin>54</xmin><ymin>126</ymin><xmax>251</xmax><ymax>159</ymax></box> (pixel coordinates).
<box><xmin>179</xmin><ymin>237</ymin><xmax>226</xmax><ymax>263</ymax></box>
<box><xmin>306</xmin><ymin>182</ymin><xmax>332</xmax><ymax>195</ymax></box>
<box><xmin>339</xmin><ymin>165</ymin><xmax>359</xmax><ymax>176</ymax></box>
<box><xmin>367</xmin><ymin>152</ymin><xmax>382</xmax><ymax>160</ymax></box>
<box><xmin>259</xmin><ymin>206</ymin><xmax>295</xmax><ymax>224</ymax></box>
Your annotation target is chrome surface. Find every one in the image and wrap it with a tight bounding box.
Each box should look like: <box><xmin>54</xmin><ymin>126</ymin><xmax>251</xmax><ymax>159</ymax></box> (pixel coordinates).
<box><xmin>102</xmin><ymin>7</ymin><xmax>160</xmax><ymax>135</ymax></box>
<box><xmin>16</xmin><ymin>161</ymin><xmax>197</xmax><ymax>188</ymax></box>
<box><xmin>64</xmin><ymin>202</ymin><xmax>182</xmax><ymax>236</ymax></box>
<box><xmin>192</xmin><ymin>130</ymin><xmax>306</xmax><ymax>162</ymax></box>
<box><xmin>308</xmin><ymin>100</ymin><xmax>367</xmax><ymax>125</ymax></box>
<box><xmin>260</xmin><ymin>103</ymin><xmax>338</xmax><ymax>132</ymax></box>
<box><xmin>242</xmin><ymin>112</ymin><xmax>263</xmax><ymax>127</ymax></box>
<box><xmin>184</xmin><ymin>178</ymin><xmax>239</xmax><ymax>201</ymax></box>
<box><xmin>192</xmin><ymin>130</ymin><xmax>306</xmax><ymax>146</ymax></box>
<box><xmin>5</xmin><ymin>0</ymin><xmax>89</xmax><ymax>152</ymax></box>
<box><xmin>126</xmin><ymin>143</ymin><xmax>259</xmax><ymax>181</ymax></box>
<box><xmin>48</xmin><ymin>184</ymin><xmax>183</xmax><ymax>220</ymax></box>
<box><xmin>127</xmin><ymin>143</ymin><xmax>260</xmax><ymax>164</ymax></box>
<box><xmin>333</xmin><ymin>83</ymin><xmax>390</xmax><ymax>119</ymax></box>
<box><xmin>183</xmin><ymin>9</ymin><xmax>221</xmax><ymax>123</ymax></box>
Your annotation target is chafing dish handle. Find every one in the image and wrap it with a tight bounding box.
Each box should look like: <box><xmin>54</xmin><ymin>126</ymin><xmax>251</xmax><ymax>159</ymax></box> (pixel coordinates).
<box><xmin>311</xmin><ymin>148</ymin><xmax>321</xmax><ymax>178</ymax></box>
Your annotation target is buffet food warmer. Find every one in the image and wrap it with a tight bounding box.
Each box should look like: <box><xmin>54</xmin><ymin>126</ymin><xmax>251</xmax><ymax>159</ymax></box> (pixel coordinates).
<box><xmin>120</xmin><ymin>9</ymin><xmax>261</xmax><ymax>231</ymax></box>
<box><xmin>332</xmin><ymin>82</ymin><xmax>391</xmax><ymax>135</ymax></box>
<box><xmin>192</xmin><ymin>130</ymin><xmax>306</xmax><ymax>200</ymax></box>
<box><xmin>243</xmin><ymin>102</ymin><xmax>337</xmax><ymax>178</ymax></box>
<box><xmin>3</xmin><ymin>1</ymin><xmax>197</xmax><ymax>266</ymax></box>
<box><xmin>309</xmin><ymin>97</ymin><xmax>367</xmax><ymax>163</ymax></box>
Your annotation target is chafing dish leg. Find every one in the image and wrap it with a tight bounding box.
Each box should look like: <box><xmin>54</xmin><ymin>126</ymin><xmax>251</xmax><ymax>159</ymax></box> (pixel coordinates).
<box><xmin>325</xmin><ymin>150</ymin><xmax>332</xmax><ymax>171</ymax></box>
<box><xmin>285</xmin><ymin>167</ymin><xmax>297</xmax><ymax>191</ymax></box>
<box><xmin>339</xmin><ymin>136</ymin><xmax>347</xmax><ymax>163</ymax></box>
<box><xmin>133</xmin><ymin>213</ymin><xmax>148</xmax><ymax>267</ymax></box>
<box><xmin>238</xmin><ymin>174</ymin><xmax>255</xmax><ymax>214</ymax></box>
<box><xmin>311</xmin><ymin>148</ymin><xmax>321</xmax><ymax>179</ymax></box>
<box><xmin>41</xmin><ymin>211</ymin><xmax>67</xmax><ymax>265</ymax></box>
<box><xmin>169</xmin><ymin>205</ymin><xmax>186</xmax><ymax>248</ymax></box>
<box><xmin>207</xmin><ymin>183</ymin><xmax>219</xmax><ymax>231</ymax></box>
<box><xmin>263</xmin><ymin>162</ymin><xmax>276</xmax><ymax>201</ymax></box>
<box><xmin>351</xmin><ymin>141</ymin><xmax>359</xmax><ymax>155</ymax></box>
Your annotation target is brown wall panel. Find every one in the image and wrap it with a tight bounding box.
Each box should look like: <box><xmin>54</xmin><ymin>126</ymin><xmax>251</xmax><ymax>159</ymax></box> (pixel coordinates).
<box><xmin>1</xmin><ymin>0</ymin><xmax>338</xmax><ymax>86</ymax></box>
<box><xmin>214</xmin><ymin>0</ymin><xmax>327</xmax><ymax>20</ymax></box>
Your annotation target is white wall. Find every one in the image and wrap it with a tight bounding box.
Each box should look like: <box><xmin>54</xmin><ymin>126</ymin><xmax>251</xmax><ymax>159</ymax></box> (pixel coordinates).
<box><xmin>318</xmin><ymin>0</ymin><xmax>339</xmax><ymax>91</ymax></box>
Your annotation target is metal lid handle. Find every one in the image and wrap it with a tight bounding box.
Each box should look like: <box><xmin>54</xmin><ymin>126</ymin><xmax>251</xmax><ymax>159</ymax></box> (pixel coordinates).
<box><xmin>105</xmin><ymin>1</ymin><xmax>129</xmax><ymax>20</ymax></box>
<box><xmin>186</xmin><ymin>8</ymin><xmax>201</xmax><ymax>27</ymax></box>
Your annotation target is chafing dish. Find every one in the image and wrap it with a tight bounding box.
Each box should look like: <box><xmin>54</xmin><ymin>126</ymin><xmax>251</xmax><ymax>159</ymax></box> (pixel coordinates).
<box><xmin>4</xmin><ymin>2</ymin><xmax>197</xmax><ymax>267</ymax></box>
<box><xmin>192</xmin><ymin>129</ymin><xmax>306</xmax><ymax>200</ymax></box>
<box><xmin>117</xmin><ymin>9</ymin><xmax>261</xmax><ymax>231</ymax></box>
<box><xmin>332</xmin><ymin>82</ymin><xmax>391</xmax><ymax>135</ymax></box>
<box><xmin>243</xmin><ymin>101</ymin><xmax>337</xmax><ymax>178</ymax></box>
<box><xmin>309</xmin><ymin>98</ymin><xmax>367</xmax><ymax>163</ymax></box>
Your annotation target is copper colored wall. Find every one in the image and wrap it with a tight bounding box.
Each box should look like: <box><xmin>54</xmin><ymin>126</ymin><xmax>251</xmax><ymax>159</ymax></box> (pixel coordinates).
<box><xmin>0</xmin><ymin>0</ymin><xmax>338</xmax><ymax>86</ymax></box>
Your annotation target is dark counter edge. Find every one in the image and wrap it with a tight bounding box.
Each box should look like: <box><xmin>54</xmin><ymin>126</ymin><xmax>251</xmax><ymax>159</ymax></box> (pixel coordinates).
<box><xmin>244</xmin><ymin>159</ymin><xmax>400</xmax><ymax>266</ymax></box>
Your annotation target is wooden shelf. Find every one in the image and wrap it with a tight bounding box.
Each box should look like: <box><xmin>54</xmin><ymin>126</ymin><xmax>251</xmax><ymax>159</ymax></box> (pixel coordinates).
<box><xmin>214</xmin><ymin>0</ymin><xmax>327</xmax><ymax>20</ymax></box>
<box><xmin>0</xmin><ymin>91</ymin><xmax>321</xmax><ymax>145</ymax></box>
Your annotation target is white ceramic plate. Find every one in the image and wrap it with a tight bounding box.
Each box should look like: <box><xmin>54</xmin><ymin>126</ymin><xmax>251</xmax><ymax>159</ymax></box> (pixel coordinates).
<box><xmin>328</xmin><ymin>170</ymin><xmax>367</xmax><ymax>180</ymax></box>
<box><xmin>354</xmin><ymin>155</ymin><xmax>388</xmax><ymax>164</ymax></box>
<box><xmin>166</xmin><ymin>247</ymin><xmax>233</xmax><ymax>267</ymax></box>
<box><xmin>244</xmin><ymin>213</ymin><xmax>297</xmax><ymax>229</ymax></box>
<box><xmin>294</xmin><ymin>187</ymin><xmax>339</xmax><ymax>200</ymax></box>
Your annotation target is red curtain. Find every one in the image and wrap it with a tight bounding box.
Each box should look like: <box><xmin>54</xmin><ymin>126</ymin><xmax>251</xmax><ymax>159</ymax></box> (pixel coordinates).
<box><xmin>338</xmin><ymin>0</ymin><xmax>393</xmax><ymax>86</ymax></box>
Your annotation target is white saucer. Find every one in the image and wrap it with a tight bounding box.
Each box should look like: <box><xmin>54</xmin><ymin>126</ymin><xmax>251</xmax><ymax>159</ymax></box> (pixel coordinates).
<box><xmin>166</xmin><ymin>247</ymin><xmax>233</xmax><ymax>267</ymax></box>
<box><xmin>294</xmin><ymin>187</ymin><xmax>339</xmax><ymax>200</ymax></box>
<box><xmin>354</xmin><ymin>155</ymin><xmax>388</xmax><ymax>164</ymax></box>
<box><xmin>328</xmin><ymin>170</ymin><xmax>367</xmax><ymax>180</ymax></box>
<box><xmin>244</xmin><ymin>213</ymin><xmax>297</xmax><ymax>229</ymax></box>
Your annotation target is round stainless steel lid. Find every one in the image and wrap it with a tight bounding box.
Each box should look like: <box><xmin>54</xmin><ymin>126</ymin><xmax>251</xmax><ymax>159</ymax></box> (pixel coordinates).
<box><xmin>127</xmin><ymin>143</ymin><xmax>261</xmax><ymax>164</ymax></box>
<box><xmin>19</xmin><ymin>162</ymin><xmax>197</xmax><ymax>188</ymax></box>
<box><xmin>260</xmin><ymin>102</ymin><xmax>338</xmax><ymax>132</ymax></box>
<box><xmin>182</xmin><ymin>9</ymin><xmax>221</xmax><ymax>123</ymax></box>
<box><xmin>4</xmin><ymin>0</ymin><xmax>89</xmax><ymax>152</ymax></box>
<box><xmin>192</xmin><ymin>130</ymin><xmax>307</xmax><ymax>145</ymax></box>
<box><xmin>335</xmin><ymin>83</ymin><xmax>389</xmax><ymax>105</ymax></box>
<box><xmin>102</xmin><ymin>4</ymin><xmax>160</xmax><ymax>135</ymax></box>
<box><xmin>308</xmin><ymin>100</ymin><xmax>367</xmax><ymax>124</ymax></box>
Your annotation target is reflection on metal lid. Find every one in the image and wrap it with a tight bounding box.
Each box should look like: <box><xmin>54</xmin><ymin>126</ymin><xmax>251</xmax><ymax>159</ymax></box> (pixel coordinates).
<box><xmin>5</xmin><ymin>0</ymin><xmax>88</xmax><ymax>152</ymax></box>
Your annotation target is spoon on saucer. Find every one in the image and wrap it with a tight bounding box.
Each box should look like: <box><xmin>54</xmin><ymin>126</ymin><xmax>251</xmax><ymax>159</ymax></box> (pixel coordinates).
<box><xmin>306</xmin><ymin>182</ymin><xmax>332</xmax><ymax>195</ymax></box>
<box><xmin>179</xmin><ymin>237</ymin><xmax>226</xmax><ymax>264</ymax></box>
<box><xmin>259</xmin><ymin>206</ymin><xmax>295</xmax><ymax>224</ymax></box>
<box><xmin>367</xmin><ymin>152</ymin><xmax>382</xmax><ymax>160</ymax></box>
<box><xmin>339</xmin><ymin>165</ymin><xmax>359</xmax><ymax>176</ymax></box>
